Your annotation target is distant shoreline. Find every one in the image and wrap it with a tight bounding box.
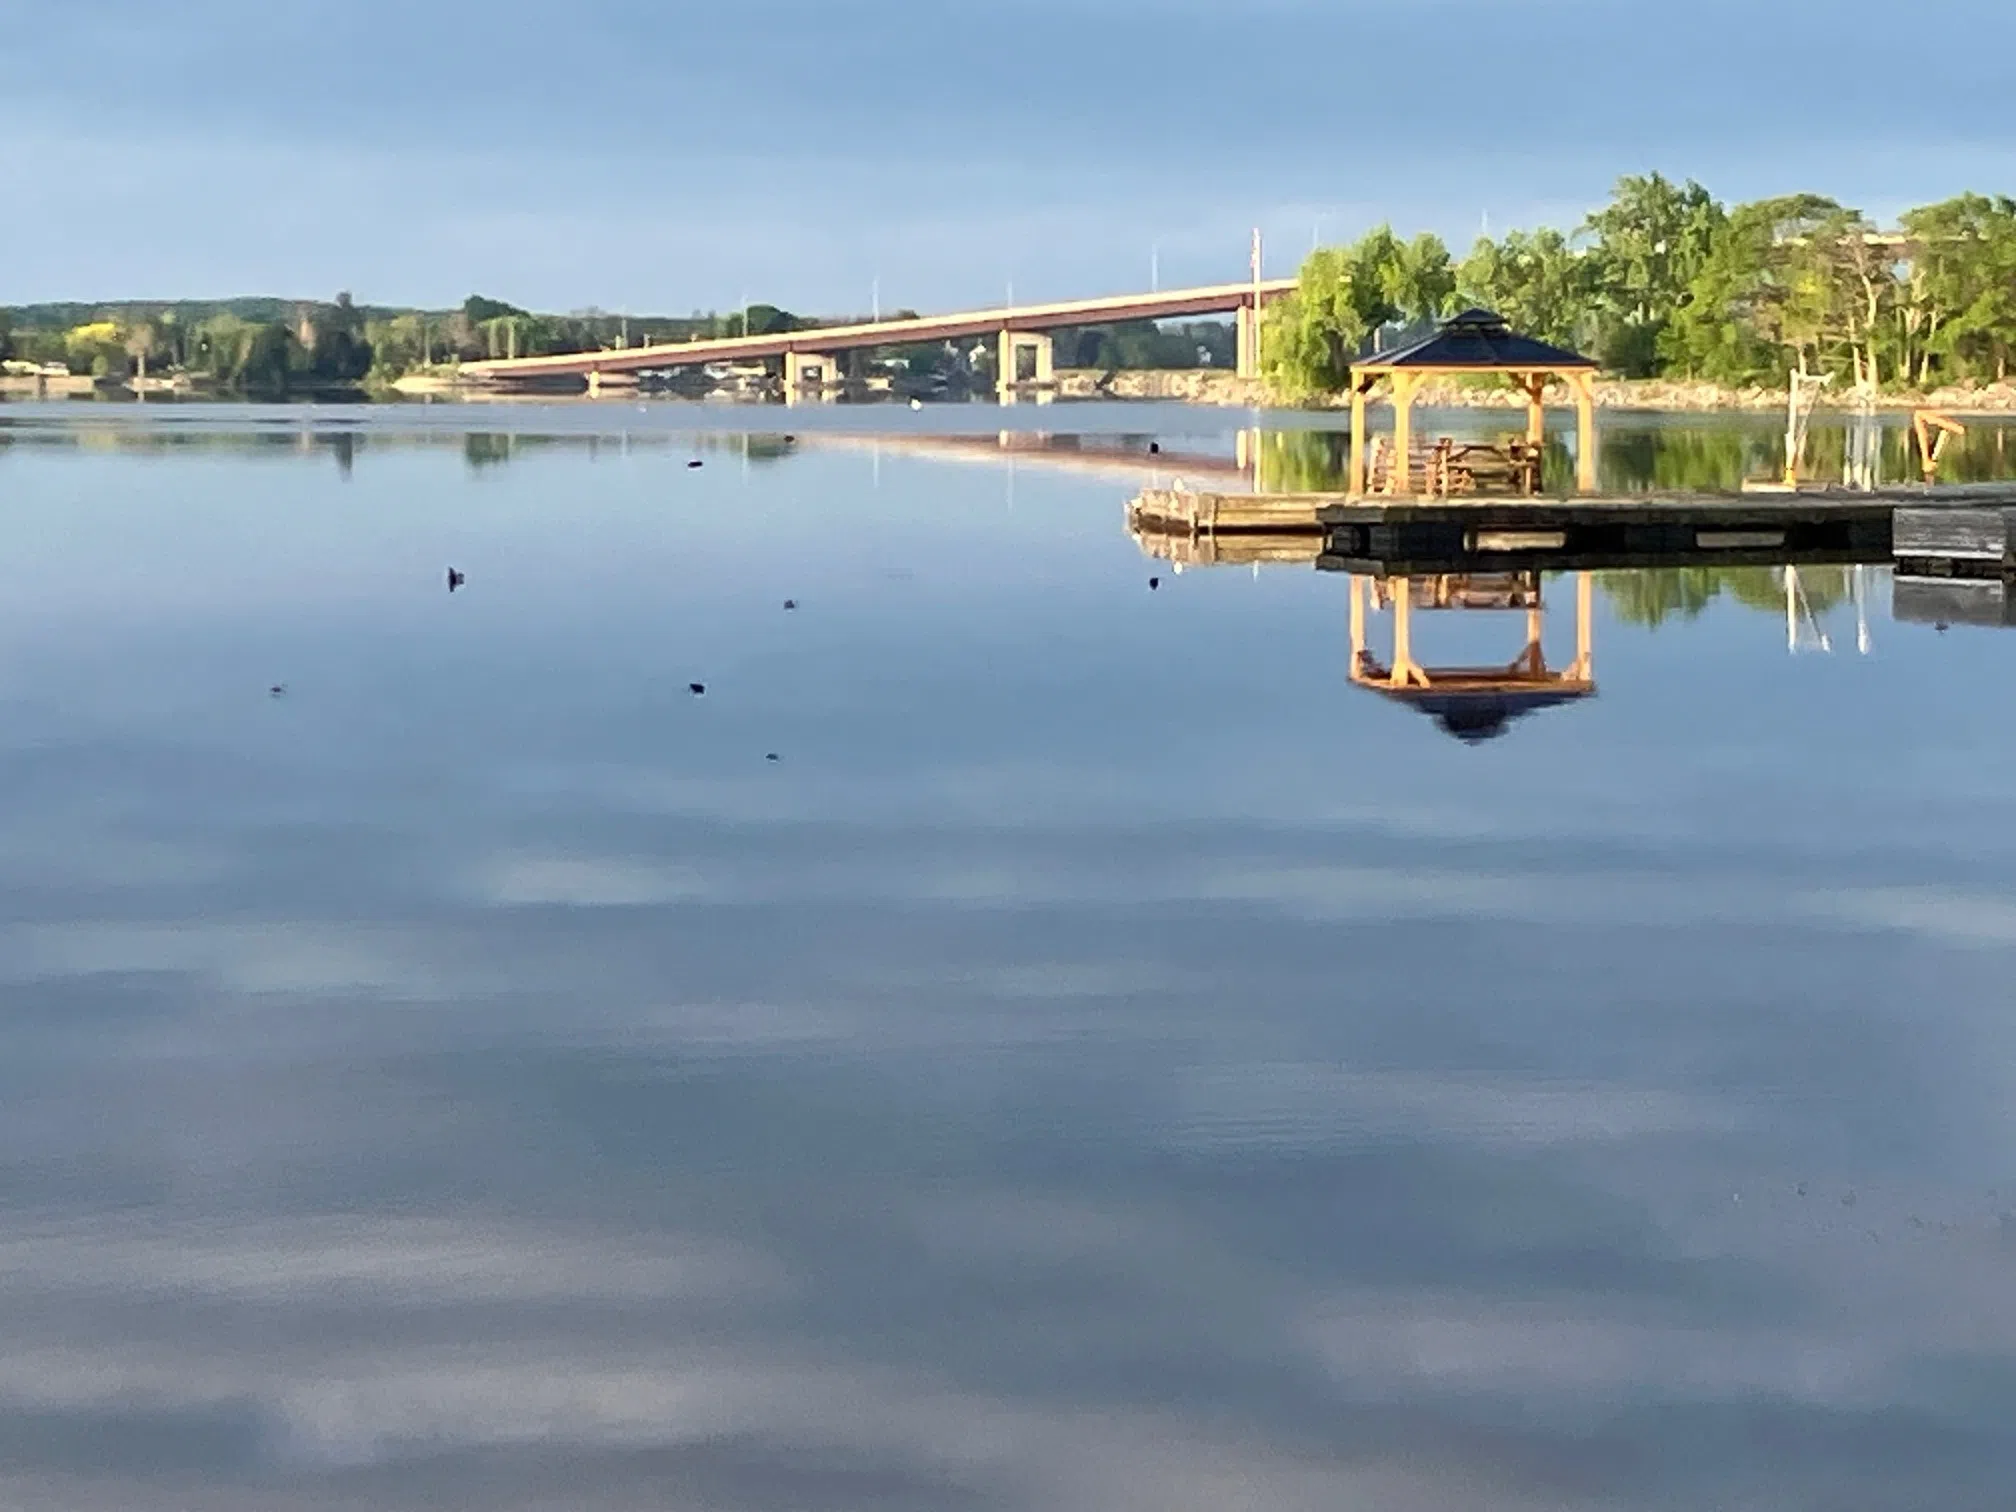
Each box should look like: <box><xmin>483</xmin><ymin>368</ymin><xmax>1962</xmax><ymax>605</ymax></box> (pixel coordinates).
<box><xmin>11</xmin><ymin>367</ymin><xmax>2016</xmax><ymax>418</ymax></box>
<box><xmin>1058</xmin><ymin>369</ymin><xmax>2016</xmax><ymax>416</ymax></box>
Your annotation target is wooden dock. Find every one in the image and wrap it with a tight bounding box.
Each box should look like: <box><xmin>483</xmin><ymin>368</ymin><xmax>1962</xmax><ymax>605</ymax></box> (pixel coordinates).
<box><xmin>1129</xmin><ymin>526</ymin><xmax>1323</xmax><ymax>567</ymax></box>
<box><xmin>1128</xmin><ymin>489</ymin><xmax>1336</xmax><ymax>536</ymax></box>
<box><xmin>1131</xmin><ymin>483</ymin><xmax>2016</xmax><ymax>575</ymax></box>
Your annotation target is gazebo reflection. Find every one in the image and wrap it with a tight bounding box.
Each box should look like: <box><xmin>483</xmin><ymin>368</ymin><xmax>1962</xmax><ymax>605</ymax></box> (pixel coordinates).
<box><xmin>1347</xmin><ymin>571</ymin><xmax>1595</xmax><ymax>742</ymax></box>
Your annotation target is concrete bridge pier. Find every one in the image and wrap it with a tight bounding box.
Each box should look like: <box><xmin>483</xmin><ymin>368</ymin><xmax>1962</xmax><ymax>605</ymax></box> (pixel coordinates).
<box><xmin>783</xmin><ymin>350</ymin><xmax>845</xmax><ymax>403</ymax></box>
<box><xmin>996</xmin><ymin>329</ymin><xmax>1055</xmax><ymax>402</ymax></box>
<box><xmin>1235</xmin><ymin>303</ymin><xmax>1260</xmax><ymax>379</ymax></box>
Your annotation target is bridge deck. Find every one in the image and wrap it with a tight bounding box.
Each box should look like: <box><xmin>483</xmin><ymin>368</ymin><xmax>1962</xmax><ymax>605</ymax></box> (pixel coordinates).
<box><xmin>460</xmin><ymin>281</ymin><xmax>1296</xmax><ymax>381</ymax></box>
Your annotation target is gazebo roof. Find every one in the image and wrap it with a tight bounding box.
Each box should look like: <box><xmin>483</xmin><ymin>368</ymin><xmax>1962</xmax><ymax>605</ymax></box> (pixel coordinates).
<box><xmin>1367</xmin><ymin>684</ymin><xmax>1593</xmax><ymax>743</ymax></box>
<box><xmin>1353</xmin><ymin>308</ymin><xmax>1597</xmax><ymax>374</ymax></box>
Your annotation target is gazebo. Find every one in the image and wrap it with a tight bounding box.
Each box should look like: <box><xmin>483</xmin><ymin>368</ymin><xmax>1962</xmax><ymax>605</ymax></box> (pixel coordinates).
<box><xmin>1347</xmin><ymin>571</ymin><xmax>1595</xmax><ymax>742</ymax></box>
<box><xmin>1347</xmin><ymin>309</ymin><xmax>1601</xmax><ymax>497</ymax></box>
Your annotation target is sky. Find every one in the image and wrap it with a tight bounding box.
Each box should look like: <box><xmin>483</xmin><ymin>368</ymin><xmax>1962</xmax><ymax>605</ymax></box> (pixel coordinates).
<box><xmin>4</xmin><ymin>0</ymin><xmax>2016</xmax><ymax>314</ymax></box>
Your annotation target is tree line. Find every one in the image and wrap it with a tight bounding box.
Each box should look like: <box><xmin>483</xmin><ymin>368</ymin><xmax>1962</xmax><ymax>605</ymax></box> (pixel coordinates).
<box><xmin>1263</xmin><ymin>175</ymin><xmax>2016</xmax><ymax>400</ymax></box>
<box><xmin>0</xmin><ymin>294</ymin><xmax>815</xmax><ymax>392</ymax></box>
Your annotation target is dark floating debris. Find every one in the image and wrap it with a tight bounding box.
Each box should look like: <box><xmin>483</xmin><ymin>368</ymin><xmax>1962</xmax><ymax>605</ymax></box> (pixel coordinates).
<box><xmin>688</xmin><ymin>682</ymin><xmax>706</xmax><ymax>696</ymax></box>
<box><xmin>686</xmin><ymin>459</ymin><xmax>704</xmax><ymax>469</ymax></box>
<box><xmin>765</xmin><ymin>752</ymin><xmax>780</xmax><ymax>762</ymax></box>
<box><xmin>783</xmin><ymin>599</ymin><xmax>798</xmax><ymax>610</ymax></box>
<box><xmin>447</xmin><ymin>567</ymin><xmax>466</xmax><ymax>592</ymax></box>
<box><xmin>1148</xmin><ymin>576</ymin><xmax>1160</xmax><ymax>591</ymax></box>
<box><xmin>268</xmin><ymin>684</ymin><xmax>287</xmax><ymax>698</ymax></box>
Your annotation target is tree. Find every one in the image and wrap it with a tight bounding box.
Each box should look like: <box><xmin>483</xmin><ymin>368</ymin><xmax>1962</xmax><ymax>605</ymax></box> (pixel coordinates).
<box><xmin>305</xmin><ymin>292</ymin><xmax>373</xmax><ymax>382</ymax></box>
<box><xmin>1386</xmin><ymin>232</ymin><xmax>1457</xmax><ymax>326</ymax></box>
<box><xmin>124</xmin><ymin>321</ymin><xmax>158</xmax><ymax>384</ymax></box>
<box><xmin>64</xmin><ymin>321</ymin><xmax>126</xmax><ymax>377</ymax></box>
<box><xmin>1260</xmin><ymin>229</ymin><xmax>1417</xmax><ymax>398</ymax></box>
<box><xmin>1663</xmin><ymin>194</ymin><xmax>1846</xmax><ymax>383</ymax></box>
<box><xmin>1901</xmin><ymin>193</ymin><xmax>2016</xmax><ymax>384</ymax></box>
<box><xmin>1457</xmin><ymin>228</ymin><xmax>1595</xmax><ymax>349</ymax></box>
<box><xmin>739</xmin><ymin>303</ymin><xmax>804</xmax><ymax>336</ymax></box>
<box><xmin>463</xmin><ymin>294</ymin><xmax>526</xmax><ymax>324</ymax></box>
<box><xmin>237</xmin><ymin>321</ymin><xmax>301</xmax><ymax>393</ymax></box>
<box><xmin>1583</xmin><ymin>173</ymin><xmax>1725</xmax><ymax>375</ymax></box>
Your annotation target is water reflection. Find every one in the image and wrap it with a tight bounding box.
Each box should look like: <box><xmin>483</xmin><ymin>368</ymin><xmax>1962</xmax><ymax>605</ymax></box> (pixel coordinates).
<box><xmin>1254</xmin><ymin>414</ymin><xmax>2016</xmax><ymax>494</ymax></box>
<box><xmin>6</xmin><ymin>408</ymin><xmax>2014</xmax><ymax>494</ymax></box>
<box><xmin>1</xmin><ymin>411</ymin><xmax>2014</xmax><ymax>1509</ymax></box>
<box><xmin>1347</xmin><ymin>572</ymin><xmax>1595</xmax><ymax>742</ymax></box>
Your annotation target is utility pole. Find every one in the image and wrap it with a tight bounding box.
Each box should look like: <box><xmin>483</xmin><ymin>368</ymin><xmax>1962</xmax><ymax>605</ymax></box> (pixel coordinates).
<box><xmin>872</xmin><ymin>276</ymin><xmax>880</xmax><ymax>322</ymax></box>
<box><xmin>1151</xmin><ymin>241</ymin><xmax>1160</xmax><ymax>292</ymax></box>
<box><xmin>1251</xmin><ymin>225</ymin><xmax>1262</xmax><ymax>374</ymax></box>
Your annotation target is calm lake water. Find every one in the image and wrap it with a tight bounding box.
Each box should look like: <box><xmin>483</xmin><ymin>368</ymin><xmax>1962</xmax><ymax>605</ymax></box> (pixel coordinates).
<box><xmin>1</xmin><ymin>401</ymin><xmax>2014</xmax><ymax>1511</ymax></box>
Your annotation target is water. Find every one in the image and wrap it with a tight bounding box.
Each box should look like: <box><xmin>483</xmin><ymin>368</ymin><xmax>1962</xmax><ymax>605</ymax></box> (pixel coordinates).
<box><xmin>1</xmin><ymin>402</ymin><xmax>2013</xmax><ymax>1511</ymax></box>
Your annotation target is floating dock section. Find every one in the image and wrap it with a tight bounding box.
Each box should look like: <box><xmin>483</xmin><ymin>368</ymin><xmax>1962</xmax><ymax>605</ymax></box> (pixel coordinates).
<box><xmin>1130</xmin><ymin>484</ymin><xmax>2016</xmax><ymax>575</ymax></box>
<box><xmin>1891</xmin><ymin>504</ymin><xmax>2016</xmax><ymax>627</ymax></box>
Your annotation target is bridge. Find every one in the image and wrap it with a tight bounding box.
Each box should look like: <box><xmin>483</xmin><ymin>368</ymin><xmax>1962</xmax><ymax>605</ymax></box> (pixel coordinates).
<box><xmin>457</xmin><ymin>279</ymin><xmax>1299</xmax><ymax>394</ymax></box>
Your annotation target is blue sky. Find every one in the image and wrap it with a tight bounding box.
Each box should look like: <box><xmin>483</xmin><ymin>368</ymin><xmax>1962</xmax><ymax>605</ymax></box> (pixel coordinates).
<box><xmin>4</xmin><ymin>0</ymin><xmax>2015</xmax><ymax>314</ymax></box>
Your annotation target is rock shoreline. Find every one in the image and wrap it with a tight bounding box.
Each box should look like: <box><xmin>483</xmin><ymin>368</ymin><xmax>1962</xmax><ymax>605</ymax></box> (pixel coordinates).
<box><xmin>1055</xmin><ymin>368</ymin><xmax>2016</xmax><ymax>415</ymax></box>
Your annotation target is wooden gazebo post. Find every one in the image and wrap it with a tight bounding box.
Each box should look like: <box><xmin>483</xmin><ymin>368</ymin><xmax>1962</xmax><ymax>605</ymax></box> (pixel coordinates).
<box><xmin>1571</xmin><ymin>371</ymin><xmax>1598</xmax><ymax>492</ymax></box>
<box><xmin>1348</xmin><ymin>374</ymin><xmax>1375</xmax><ymax>495</ymax></box>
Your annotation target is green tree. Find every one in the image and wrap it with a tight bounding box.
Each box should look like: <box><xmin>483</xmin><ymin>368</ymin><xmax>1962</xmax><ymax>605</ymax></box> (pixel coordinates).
<box><xmin>1583</xmin><ymin>173</ymin><xmax>1725</xmax><ymax>375</ymax></box>
<box><xmin>237</xmin><ymin>321</ymin><xmax>301</xmax><ymax>393</ymax></box>
<box><xmin>1663</xmin><ymin>194</ymin><xmax>1848</xmax><ymax>383</ymax></box>
<box><xmin>1260</xmin><ymin>229</ymin><xmax>1418</xmax><ymax>398</ymax></box>
<box><xmin>1386</xmin><ymin>232</ymin><xmax>1457</xmax><ymax>326</ymax></box>
<box><xmin>463</xmin><ymin>294</ymin><xmax>526</xmax><ymax>324</ymax></box>
<box><xmin>1901</xmin><ymin>193</ymin><xmax>2016</xmax><ymax>384</ymax></box>
<box><xmin>307</xmin><ymin>292</ymin><xmax>374</xmax><ymax>382</ymax></box>
<box><xmin>1457</xmin><ymin>228</ymin><xmax>1595</xmax><ymax>349</ymax></box>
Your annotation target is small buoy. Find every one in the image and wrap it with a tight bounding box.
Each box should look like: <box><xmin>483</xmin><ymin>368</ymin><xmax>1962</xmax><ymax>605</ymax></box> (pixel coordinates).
<box><xmin>765</xmin><ymin>752</ymin><xmax>780</xmax><ymax>762</ymax></box>
<box><xmin>1148</xmin><ymin>577</ymin><xmax>1160</xmax><ymax>591</ymax></box>
<box><xmin>688</xmin><ymin>682</ymin><xmax>706</xmax><ymax>695</ymax></box>
<box><xmin>687</xmin><ymin>459</ymin><xmax>703</xmax><ymax>469</ymax></box>
<box><xmin>1148</xmin><ymin>441</ymin><xmax>1160</xmax><ymax>454</ymax></box>
<box><xmin>783</xmin><ymin>599</ymin><xmax>797</xmax><ymax>610</ymax></box>
<box><xmin>268</xmin><ymin>684</ymin><xmax>287</xmax><ymax>698</ymax></box>
<box><xmin>909</xmin><ymin>398</ymin><xmax>923</xmax><ymax>411</ymax></box>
